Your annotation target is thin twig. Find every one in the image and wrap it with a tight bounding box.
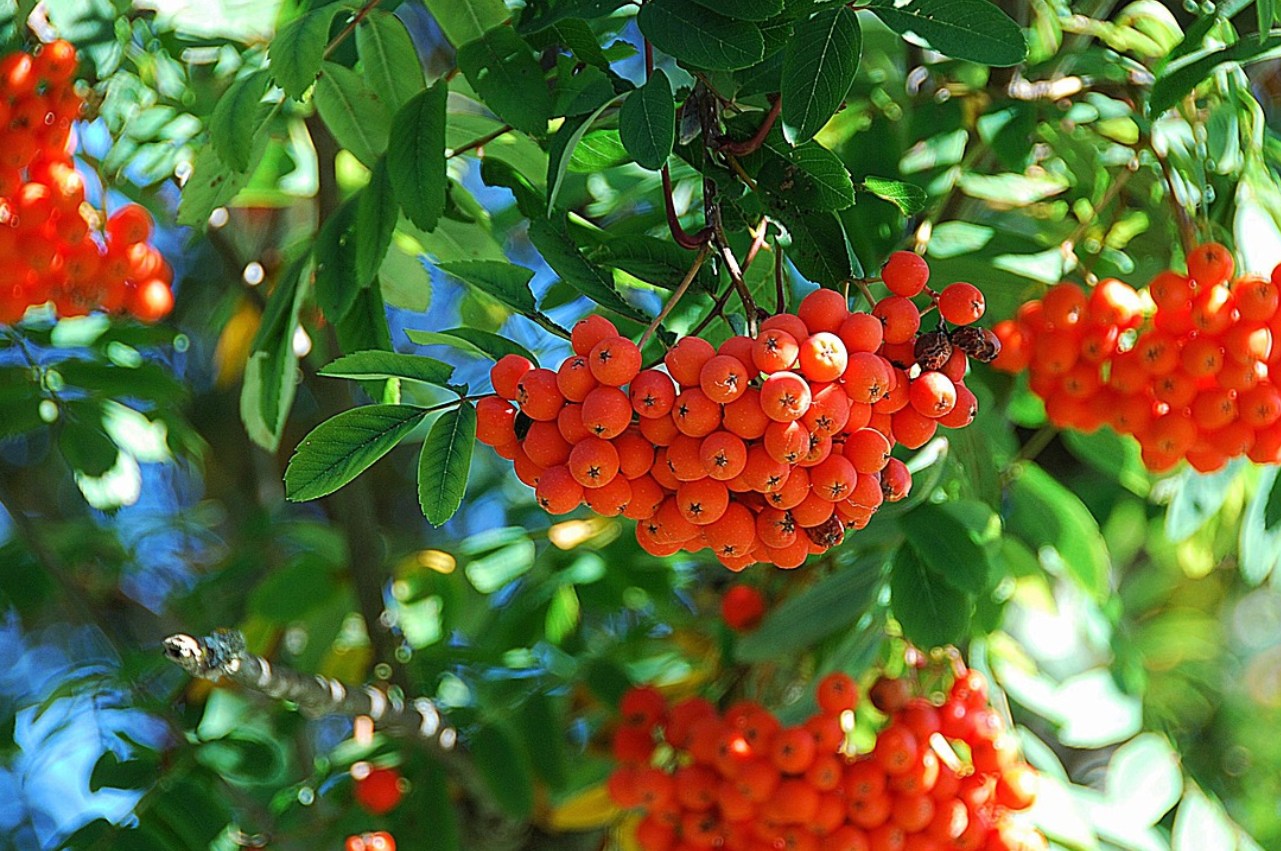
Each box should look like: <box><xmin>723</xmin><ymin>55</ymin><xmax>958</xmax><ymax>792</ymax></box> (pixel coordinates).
<box><xmin>448</xmin><ymin>125</ymin><xmax>512</xmax><ymax>159</ymax></box>
<box><xmin>726</xmin><ymin>154</ymin><xmax>758</xmax><ymax>191</ymax></box>
<box><xmin>719</xmin><ymin>239</ymin><xmax>757</xmax><ymax>334</ymax></box>
<box><xmin>690</xmin><ymin>283</ymin><xmax>736</xmax><ymax>337</ymax></box>
<box><xmin>742</xmin><ymin>218</ymin><xmax>770</xmax><ymax>272</ymax></box>
<box><xmin>773</xmin><ymin>237</ymin><xmax>787</xmax><ymax>315</ymax></box>
<box><xmin>640</xmin><ymin>244</ymin><xmax>710</xmax><ymax>347</ymax></box>
<box><xmin>719</xmin><ymin>95</ymin><xmax>782</xmax><ymax>157</ymax></box>
<box><xmin>164</xmin><ymin>630</ymin><xmax>457</xmax><ymax>748</ymax></box>
<box><xmin>853</xmin><ymin>279</ymin><xmax>877</xmax><ymax>309</ymax></box>
<box><xmin>323</xmin><ymin>0</ymin><xmax>383</xmax><ymax>59</ymax></box>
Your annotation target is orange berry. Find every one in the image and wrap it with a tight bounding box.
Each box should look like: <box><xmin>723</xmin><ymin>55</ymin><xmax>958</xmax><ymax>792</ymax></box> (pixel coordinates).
<box><xmin>106</xmin><ymin>204</ymin><xmax>152</xmax><ymax>246</ymax></box>
<box><xmin>523</xmin><ymin>420</ymin><xmax>572</xmax><ymax>467</ymax></box>
<box><xmin>672</xmin><ymin>388</ymin><xmax>722</xmax><ymax>437</ymax></box>
<box><xmin>937</xmin><ymin>282</ymin><xmax>984</xmax><ymax>326</ymax></box>
<box><xmin>700</xmin><ymin>354</ymin><xmax>749</xmax><ymax>403</ymax></box>
<box><xmin>1222</xmin><ymin>321</ymin><xmax>1272</xmax><ymax>363</ymax></box>
<box><xmin>764</xmin><ymin>419</ymin><xmax>810</xmax><ymax>464</ymax></box>
<box><xmin>1087</xmin><ymin>278</ymin><xmax>1142</xmax><ymax>328</ymax></box>
<box><xmin>723</xmin><ymin>387</ymin><xmax>770</xmax><ymax>440</ymax></box>
<box><xmin>798</xmin><ymin>287</ymin><xmax>849</xmax><ymax>333</ymax></box>
<box><xmin>516</xmin><ymin>368</ymin><xmax>565</xmax><ymax>420</ymax></box>
<box><xmin>762</xmin><ymin>311</ymin><xmax>810</xmax><ymax>341</ymax></box>
<box><xmin>756</xmin><ymin>507</ymin><xmax>798</xmax><ymax>549</ymax></box>
<box><xmin>568</xmin><ymin>437</ymin><xmax>620</xmax><ymax>488</ymax></box>
<box><xmin>909</xmin><ymin>372</ymin><xmax>957</xmax><ymax>418</ymax></box>
<box><xmin>721</xmin><ymin>584</ymin><xmax>766</xmax><ymax>631</ymax></box>
<box><xmin>639</xmin><ymin>411</ymin><xmax>679</xmax><ymax>446</ymax></box>
<box><xmin>791</xmin><ymin>491</ymin><xmax>835</xmax><ymax>527</ymax></box>
<box><xmin>581</xmin><ymin>386</ymin><xmax>632</xmax><ymax>438</ymax></box>
<box><xmin>535</xmin><ymin>465</ymin><xmax>583</xmax><ymax>514</ymax></box>
<box><xmin>760</xmin><ymin>371</ymin><xmax>812</xmax><ymax>422</ymax></box>
<box><xmin>353</xmin><ymin>766</ymin><xmax>404</xmax><ymax>815</ymax></box>
<box><xmin>490</xmin><ymin>354</ymin><xmax>533</xmax><ymax>399</ymax></box>
<box><xmin>753</xmin><ymin>327</ymin><xmax>800</xmax><ymax>373</ymax></box>
<box><xmin>1149</xmin><ymin>270</ymin><xmax>1193</xmax><ymax>309</ymax></box>
<box><xmin>571</xmin><ymin>314</ymin><xmax>619</xmax><ymax>355</ymax></box>
<box><xmin>1042</xmin><ymin>282</ymin><xmax>1087</xmax><ymax>327</ymax></box>
<box><xmin>556</xmin><ymin>354</ymin><xmax>599</xmax><ymax>402</ymax></box>
<box><xmin>126</xmin><ymin>279</ymin><xmax>173</xmax><ymax>322</ymax></box>
<box><xmin>873</xmin><ymin>296</ymin><xmax>921</xmax><ymax>344</ymax></box>
<box><xmin>719</xmin><ymin>334</ymin><xmax>760</xmax><ymax>380</ymax></box>
<box><xmin>704</xmin><ymin>501</ymin><xmax>756</xmax><ymax>558</ymax></box>
<box><xmin>873</xmin><ymin>725</ymin><xmax>918</xmax><ymax>776</ymax></box>
<box><xmin>589</xmin><ymin>335</ymin><xmax>642</xmax><ymax>386</ymax></box>
<box><xmin>890</xmin><ymin>407</ymin><xmax>937</xmax><ymax>449</ymax></box>
<box><xmin>630</xmin><ymin>368</ymin><xmax>676</xmax><ymax>418</ymax></box>
<box><xmin>1191</xmin><ymin>285</ymin><xmax>1236</xmax><ymax>335</ymax></box>
<box><xmin>1235</xmin><ymin>275</ymin><xmax>1279</xmax><ymax>321</ymax></box>
<box><xmin>665</xmin><ymin>336</ymin><xmax>715</xmax><ymax>386</ymax></box>
<box><xmin>623</xmin><ymin>474</ymin><xmax>665</xmax><ymax>520</ymax></box>
<box><xmin>615</xmin><ymin>430</ymin><xmax>655</xmax><ymax>478</ymax></box>
<box><xmin>799</xmin><ymin>332</ymin><xmax>849</xmax><ymax>382</ymax></box>
<box><xmin>676</xmin><ymin>478</ymin><xmax>729</xmax><ymax>525</ymax></box>
<box><xmin>1180</xmin><ymin>336</ymin><xmax>1224</xmax><ymax>376</ymax></box>
<box><xmin>817</xmin><ymin>671</ymin><xmax>858</xmax><ymax>714</ymax></box>
<box><xmin>700</xmin><ymin>431</ymin><xmax>748</xmax><ymax>480</ymax></box>
<box><xmin>664</xmin><ymin>434</ymin><xmax>706</xmax><ymax>481</ymax></box>
<box><xmin>937</xmin><ymin>382</ymin><xmax>977</xmax><ymax>428</ymax></box>
<box><xmin>770</xmin><ymin>727</ymin><xmax>817</xmax><ymax>774</ymax></box>
<box><xmin>844</xmin><ymin>428</ymin><xmax>891</xmax><ymax>474</ymax></box>
<box><xmin>586</xmin><ymin>474</ymin><xmax>632</xmax><ymax>515</ymax></box>
<box><xmin>764</xmin><ymin>464</ymin><xmax>810</xmax><ymax>510</ymax></box>
<box><xmin>1187</xmin><ymin>242</ymin><xmax>1234</xmax><ymax>287</ymax></box>
<box><xmin>1240</xmin><ymin>384</ymin><xmax>1281</xmax><ymax>428</ymax></box>
<box><xmin>843</xmin><ymin>352</ymin><xmax>892</xmax><ymax>404</ymax></box>
<box><xmin>475</xmin><ymin>396</ymin><xmax>516</xmax><ymax>446</ymax></box>
<box><xmin>557</xmin><ymin>404</ymin><xmax>593</xmax><ymax>444</ymax></box>
<box><xmin>882</xmin><ymin>251</ymin><xmax>929</xmax><ymax>297</ymax></box>
<box><xmin>742</xmin><ymin>445</ymin><xmax>791</xmax><ymax>493</ymax></box>
<box><xmin>810</xmin><ymin>454</ymin><xmax>857</xmax><ymax>502</ymax></box>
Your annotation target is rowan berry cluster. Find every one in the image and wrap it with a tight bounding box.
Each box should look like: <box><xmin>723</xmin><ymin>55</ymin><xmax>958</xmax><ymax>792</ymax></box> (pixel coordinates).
<box><xmin>476</xmin><ymin>252</ymin><xmax>997</xmax><ymax>570</ymax></box>
<box><xmin>344</xmin><ymin>832</ymin><xmax>395</xmax><ymax>851</ymax></box>
<box><xmin>990</xmin><ymin>243</ymin><xmax>1281</xmax><ymax>472</ymax></box>
<box><xmin>0</xmin><ymin>40</ymin><xmax>174</xmax><ymax>324</ymax></box>
<box><xmin>607</xmin><ymin>668</ymin><xmax>1045</xmax><ymax>851</ymax></box>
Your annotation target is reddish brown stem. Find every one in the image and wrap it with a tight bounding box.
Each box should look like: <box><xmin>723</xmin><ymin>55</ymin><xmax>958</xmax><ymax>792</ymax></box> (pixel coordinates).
<box><xmin>719</xmin><ymin>96</ymin><xmax>781</xmax><ymax>157</ymax></box>
<box><xmin>662</xmin><ymin>165</ymin><xmax>713</xmax><ymax>250</ymax></box>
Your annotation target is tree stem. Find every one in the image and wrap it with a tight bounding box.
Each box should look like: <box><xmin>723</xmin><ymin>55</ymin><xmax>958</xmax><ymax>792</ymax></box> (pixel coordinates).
<box><xmin>640</xmin><ymin>244</ymin><xmax>710</xmax><ymax>347</ymax></box>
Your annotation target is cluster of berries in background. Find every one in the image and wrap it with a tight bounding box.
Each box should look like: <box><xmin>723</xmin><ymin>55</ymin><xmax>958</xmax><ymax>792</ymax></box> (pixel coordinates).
<box><xmin>992</xmin><ymin>243</ymin><xmax>1281</xmax><ymax>472</ymax></box>
<box><xmin>607</xmin><ymin>667</ymin><xmax>1045</xmax><ymax>851</ymax></box>
<box><xmin>344</xmin><ymin>832</ymin><xmax>395</xmax><ymax>851</ymax></box>
<box><xmin>344</xmin><ymin>764</ymin><xmax>403</xmax><ymax>851</ymax></box>
<box><xmin>476</xmin><ymin>252</ymin><xmax>999</xmax><ymax>570</ymax></box>
<box><xmin>0</xmin><ymin>40</ymin><xmax>174</xmax><ymax>324</ymax></box>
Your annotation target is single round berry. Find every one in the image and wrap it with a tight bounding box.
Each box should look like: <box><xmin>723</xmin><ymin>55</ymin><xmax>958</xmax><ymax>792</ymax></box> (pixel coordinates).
<box><xmin>938</xmin><ymin>282</ymin><xmax>985</xmax><ymax>326</ymax></box>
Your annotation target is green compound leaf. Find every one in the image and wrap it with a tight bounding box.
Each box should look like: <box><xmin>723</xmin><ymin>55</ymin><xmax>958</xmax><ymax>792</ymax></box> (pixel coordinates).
<box><xmin>285</xmin><ymin>404</ymin><xmax>429</xmax><ymax>502</ymax></box>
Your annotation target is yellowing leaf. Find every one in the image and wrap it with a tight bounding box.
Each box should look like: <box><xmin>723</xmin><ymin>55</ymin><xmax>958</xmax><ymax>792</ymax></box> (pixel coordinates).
<box><xmin>545</xmin><ymin>784</ymin><xmax>620</xmax><ymax>832</ymax></box>
<box><xmin>613</xmin><ymin>813</ymin><xmax>644</xmax><ymax>851</ymax></box>
<box><xmin>214</xmin><ymin>299</ymin><xmax>262</xmax><ymax>388</ymax></box>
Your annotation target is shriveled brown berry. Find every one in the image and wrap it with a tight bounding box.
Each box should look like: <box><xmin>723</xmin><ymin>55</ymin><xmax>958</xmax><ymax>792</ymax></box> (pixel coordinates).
<box><xmin>803</xmin><ymin>515</ymin><xmax>845</xmax><ymax>550</ymax></box>
<box><xmin>951</xmin><ymin>325</ymin><xmax>1001</xmax><ymax>363</ymax></box>
<box><xmin>914</xmin><ymin>330</ymin><xmax>953</xmax><ymax>372</ymax></box>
